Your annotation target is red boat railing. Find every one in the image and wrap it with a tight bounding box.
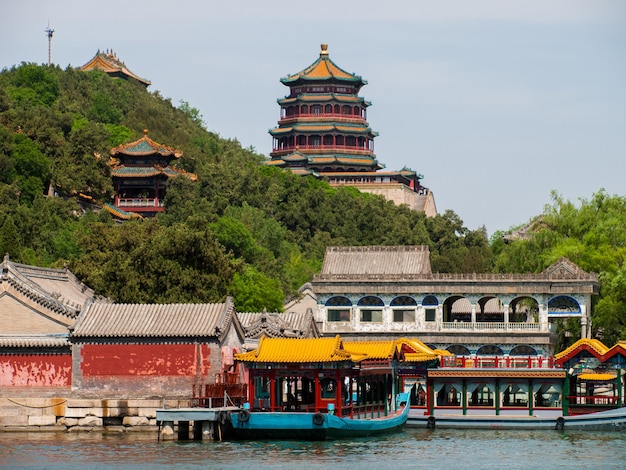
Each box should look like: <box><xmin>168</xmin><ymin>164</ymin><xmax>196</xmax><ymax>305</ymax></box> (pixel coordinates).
<box><xmin>440</xmin><ymin>355</ymin><xmax>556</xmax><ymax>369</ymax></box>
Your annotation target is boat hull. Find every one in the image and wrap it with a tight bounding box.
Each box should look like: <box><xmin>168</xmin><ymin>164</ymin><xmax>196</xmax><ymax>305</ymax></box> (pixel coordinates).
<box><xmin>407</xmin><ymin>407</ymin><xmax>626</xmax><ymax>431</ymax></box>
<box><xmin>229</xmin><ymin>396</ymin><xmax>410</xmax><ymax>440</ymax></box>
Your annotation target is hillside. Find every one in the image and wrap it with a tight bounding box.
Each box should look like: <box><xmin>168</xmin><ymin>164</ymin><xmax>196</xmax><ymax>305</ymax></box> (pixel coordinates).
<box><xmin>0</xmin><ymin>63</ymin><xmax>493</xmax><ymax>310</ymax></box>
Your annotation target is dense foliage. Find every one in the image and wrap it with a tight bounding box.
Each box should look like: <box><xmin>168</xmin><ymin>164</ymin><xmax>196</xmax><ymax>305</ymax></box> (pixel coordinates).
<box><xmin>491</xmin><ymin>190</ymin><xmax>626</xmax><ymax>346</ymax></box>
<box><xmin>0</xmin><ymin>63</ymin><xmax>493</xmax><ymax>311</ymax></box>
<box><xmin>3</xmin><ymin>63</ymin><xmax>624</xmax><ymax>343</ymax></box>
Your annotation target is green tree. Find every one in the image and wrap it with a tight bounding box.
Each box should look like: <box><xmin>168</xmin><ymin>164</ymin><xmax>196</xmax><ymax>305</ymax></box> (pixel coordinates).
<box><xmin>230</xmin><ymin>266</ymin><xmax>284</xmax><ymax>312</ymax></box>
<box><xmin>0</xmin><ymin>215</ymin><xmax>21</xmax><ymax>259</ymax></box>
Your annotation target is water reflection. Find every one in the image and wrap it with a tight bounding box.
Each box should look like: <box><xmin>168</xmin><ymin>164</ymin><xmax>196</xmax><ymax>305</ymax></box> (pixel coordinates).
<box><xmin>0</xmin><ymin>429</ymin><xmax>625</xmax><ymax>469</ymax></box>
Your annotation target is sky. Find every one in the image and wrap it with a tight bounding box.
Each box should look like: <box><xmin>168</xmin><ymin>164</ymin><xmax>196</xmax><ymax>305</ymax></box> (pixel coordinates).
<box><xmin>2</xmin><ymin>1</ymin><xmax>625</xmax><ymax>236</ymax></box>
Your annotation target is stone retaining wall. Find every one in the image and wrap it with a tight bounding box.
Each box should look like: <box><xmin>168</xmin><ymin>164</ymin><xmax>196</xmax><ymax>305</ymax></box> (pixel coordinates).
<box><xmin>0</xmin><ymin>395</ymin><xmax>188</xmax><ymax>432</ymax></box>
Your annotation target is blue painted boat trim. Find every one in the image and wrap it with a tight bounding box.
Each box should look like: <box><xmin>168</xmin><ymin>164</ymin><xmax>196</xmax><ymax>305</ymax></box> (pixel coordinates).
<box><xmin>407</xmin><ymin>406</ymin><xmax>626</xmax><ymax>430</ymax></box>
<box><xmin>229</xmin><ymin>393</ymin><xmax>410</xmax><ymax>440</ymax></box>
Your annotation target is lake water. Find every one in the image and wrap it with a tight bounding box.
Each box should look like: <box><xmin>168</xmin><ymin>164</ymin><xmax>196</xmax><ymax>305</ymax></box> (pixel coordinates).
<box><xmin>1</xmin><ymin>428</ymin><xmax>625</xmax><ymax>469</ymax></box>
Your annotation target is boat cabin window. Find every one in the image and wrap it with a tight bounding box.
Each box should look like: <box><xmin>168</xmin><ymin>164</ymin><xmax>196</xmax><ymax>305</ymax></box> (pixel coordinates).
<box><xmin>534</xmin><ymin>383</ymin><xmax>562</xmax><ymax>408</ymax></box>
<box><xmin>253</xmin><ymin>376</ymin><xmax>271</xmax><ymax>409</ymax></box>
<box><xmin>321</xmin><ymin>378</ymin><xmax>337</xmax><ymax>399</ymax></box>
<box><xmin>403</xmin><ymin>377</ymin><xmax>427</xmax><ymax>406</ymax></box>
<box><xmin>436</xmin><ymin>383</ymin><xmax>461</xmax><ymax>406</ymax></box>
<box><xmin>502</xmin><ymin>383</ymin><xmax>529</xmax><ymax>407</ymax></box>
<box><xmin>468</xmin><ymin>384</ymin><xmax>494</xmax><ymax>407</ymax></box>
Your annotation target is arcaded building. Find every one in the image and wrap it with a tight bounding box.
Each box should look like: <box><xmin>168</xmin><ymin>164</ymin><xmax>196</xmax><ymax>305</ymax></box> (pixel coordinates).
<box><xmin>287</xmin><ymin>246</ymin><xmax>600</xmax><ymax>357</ymax></box>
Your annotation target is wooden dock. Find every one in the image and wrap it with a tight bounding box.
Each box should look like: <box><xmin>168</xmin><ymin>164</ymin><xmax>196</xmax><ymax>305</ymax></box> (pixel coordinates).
<box><xmin>156</xmin><ymin>406</ymin><xmax>240</xmax><ymax>441</ymax></box>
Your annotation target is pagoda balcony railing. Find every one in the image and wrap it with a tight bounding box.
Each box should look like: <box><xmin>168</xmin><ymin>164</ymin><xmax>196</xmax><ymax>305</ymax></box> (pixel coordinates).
<box><xmin>280</xmin><ymin>113</ymin><xmax>366</xmax><ymax>123</ymax></box>
<box><xmin>118</xmin><ymin>197</ymin><xmax>162</xmax><ymax>207</ymax></box>
<box><xmin>272</xmin><ymin>144</ymin><xmax>374</xmax><ymax>154</ymax></box>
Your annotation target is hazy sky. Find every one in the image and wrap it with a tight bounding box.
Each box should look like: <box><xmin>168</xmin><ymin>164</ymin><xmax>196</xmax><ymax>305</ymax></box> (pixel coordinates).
<box><xmin>2</xmin><ymin>1</ymin><xmax>625</xmax><ymax>236</ymax></box>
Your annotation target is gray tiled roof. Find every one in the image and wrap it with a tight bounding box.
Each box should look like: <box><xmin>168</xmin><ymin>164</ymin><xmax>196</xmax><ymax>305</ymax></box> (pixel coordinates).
<box><xmin>72</xmin><ymin>298</ymin><xmax>235</xmax><ymax>338</ymax></box>
<box><xmin>0</xmin><ymin>334</ymin><xmax>70</xmax><ymax>348</ymax></box>
<box><xmin>1</xmin><ymin>255</ymin><xmax>94</xmax><ymax>318</ymax></box>
<box><xmin>238</xmin><ymin>310</ymin><xmax>319</xmax><ymax>339</ymax></box>
<box><xmin>320</xmin><ymin>246</ymin><xmax>432</xmax><ymax>277</ymax></box>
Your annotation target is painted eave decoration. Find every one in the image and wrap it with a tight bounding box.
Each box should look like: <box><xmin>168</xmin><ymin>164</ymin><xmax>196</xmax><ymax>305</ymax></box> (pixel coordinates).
<box><xmin>554</xmin><ymin>338</ymin><xmax>626</xmax><ymax>366</ymax></box>
<box><xmin>110</xmin><ymin>130</ymin><xmax>182</xmax><ymax>159</ymax></box>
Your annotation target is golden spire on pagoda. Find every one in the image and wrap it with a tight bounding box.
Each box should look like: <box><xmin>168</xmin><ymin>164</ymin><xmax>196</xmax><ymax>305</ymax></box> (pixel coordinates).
<box><xmin>320</xmin><ymin>43</ymin><xmax>329</xmax><ymax>56</ymax></box>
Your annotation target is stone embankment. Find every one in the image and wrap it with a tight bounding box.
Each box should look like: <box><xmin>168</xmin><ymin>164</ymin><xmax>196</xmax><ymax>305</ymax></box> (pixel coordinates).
<box><xmin>0</xmin><ymin>393</ymin><xmax>188</xmax><ymax>433</ymax></box>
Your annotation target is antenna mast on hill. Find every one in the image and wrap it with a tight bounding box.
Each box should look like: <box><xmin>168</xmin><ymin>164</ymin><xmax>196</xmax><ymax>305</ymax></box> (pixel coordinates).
<box><xmin>45</xmin><ymin>23</ymin><xmax>54</xmax><ymax>65</ymax></box>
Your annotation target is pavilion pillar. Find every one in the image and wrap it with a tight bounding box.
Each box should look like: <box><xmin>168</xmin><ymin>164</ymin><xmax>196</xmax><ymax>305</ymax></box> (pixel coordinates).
<box><xmin>580</xmin><ymin>305</ymin><xmax>591</xmax><ymax>339</ymax></box>
<box><xmin>538</xmin><ymin>302</ymin><xmax>549</xmax><ymax>333</ymax></box>
<box><xmin>416</xmin><ymin>304</ymin><xmax>424</xmax><ymax>330</ymax></box>
<box><xmin>471</xmin><ymin>304</ymin><xmax>476</xmax><ymax>325</ymax></box>
<box><xmin>436</xmin><ymin>305</ymin><xmax>443</xmax><ymax>331</ymax></box>
<box><xmin>503</xmin><ymin>304</ymin><xmax>510</xmax><ymax>326</ymax></box>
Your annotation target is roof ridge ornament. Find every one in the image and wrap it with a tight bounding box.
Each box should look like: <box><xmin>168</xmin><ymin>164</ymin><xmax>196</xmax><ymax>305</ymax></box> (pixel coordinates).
<box><xmin>320</xmin><ymin>43</ymin><xmax>329</xmax><ymax>56</ymax></box>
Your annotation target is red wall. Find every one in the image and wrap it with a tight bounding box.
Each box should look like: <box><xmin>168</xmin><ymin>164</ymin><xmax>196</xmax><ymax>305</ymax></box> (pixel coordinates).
<box><xmin>0</xmin><ymin>354</ymin><xmax>72</xmax><ymax>386</ymax></box>
<box><xmin>81</xmin><ymin>344</ymin><xmax>211</xmax><ymax>377</ymax></box>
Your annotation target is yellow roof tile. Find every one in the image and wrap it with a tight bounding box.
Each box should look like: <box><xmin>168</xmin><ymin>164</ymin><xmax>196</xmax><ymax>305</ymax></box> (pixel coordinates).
<box><xmin>343</xmin><ymin>340</ymin><xmax>398</xmax><ymax>360</ymax></box>
<box><xmin>577</xmin><ymin>372</ymin><xmax>617</xmax><ymax>381</ymax></box>
<box><xmin>234</xmin><ymin>335</ymin><xmax>359</xmax><ymax>363</ymax></box>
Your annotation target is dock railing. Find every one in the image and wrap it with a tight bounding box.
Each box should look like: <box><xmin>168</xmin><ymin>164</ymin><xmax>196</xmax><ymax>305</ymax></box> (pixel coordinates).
<box><xmin>191</xmin><ymin>373</ymin><xmax>247</xmax><ymax>408</ymax></box>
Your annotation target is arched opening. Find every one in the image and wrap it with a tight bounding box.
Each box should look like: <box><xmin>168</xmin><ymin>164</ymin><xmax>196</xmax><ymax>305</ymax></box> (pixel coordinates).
<box><xmin>476</xmin><ymin>297</ymin><xmax>503</xmax><ymax>322</ymax></box>
<box><xmin>447</xmin><ymin>345</ymin><xmax>471</xmax><ymax>356</ymax></box>
<box><xmin>357</xmin><ymin>296</ymin><xmax>384</xmax><ymax>323</ymax></box>
<box><xmin>476</xmin><ymin>345</ymin><xmax>504</xmax><ymax>356</ymax></box>
<box><xmin>510</xmin><ymin>297</ymin><xmax>539</xmax><ymax>323</ymax></box>
<box><xmin>509</xmin><ymin>345</ymin><xmax>537</xmax><ymax>356</ymax></box>
<box><xmin>390</xmin><ymin>296</ymin><xmax>416</xmax><ymax>323</ymax></box>
<box><xmin>325</xmin><ymin>296</ymin><xmax>351</xmax><ymax>322</ymax></box>
<box><xmin>548</xmin><ymin>296</ymin><xmax>581</xmax><ymax>316</ymax></box>
<box><xmin>443</xmin><ymin>296</ymin><xmax>470</xmax><ymax>323</ymax></box>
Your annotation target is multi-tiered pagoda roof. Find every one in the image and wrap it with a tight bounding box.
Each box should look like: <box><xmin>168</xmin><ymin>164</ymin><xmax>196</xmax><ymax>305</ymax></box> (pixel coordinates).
<box><xmin>107</xmin><ymin>130</ymin><xmax>196</xmax><ymax>217</ymax></box>
<box><xmin>268</xmin><ymin>44</ymin><xmax>381</xmax><ymax>174</ymax></box>
<box><xmin>80</xmin><ymin>49</ymin><xmax>151</xmax><ymax>87</ymax></box>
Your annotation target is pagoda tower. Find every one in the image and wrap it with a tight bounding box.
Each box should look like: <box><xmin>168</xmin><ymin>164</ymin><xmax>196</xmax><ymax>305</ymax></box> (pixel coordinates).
<box><xmin>268</xmin><ymin>43</ymin><xmax>380</xmax><ymax>174</ymax></box>
<box><xmin>108</xmin><ymin>130</ymin><xmax>197</xmax><ymax>217</ymax></box>
<box><xmin>267</xmin><ymin>45</ymin><xmax>436</xmax><ymax>216</ymax></box>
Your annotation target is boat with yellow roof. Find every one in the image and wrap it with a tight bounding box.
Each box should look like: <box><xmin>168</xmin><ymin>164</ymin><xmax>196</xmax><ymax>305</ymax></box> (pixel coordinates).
<box><xmin>228</xmin><ymin>335</ymin><xmax>411</xmax><ymax>440</ymax></box>
<box><xmin>229</xmin><ymin>336</ymin><xmax>626</xmax><ymax>435</ymax></box>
